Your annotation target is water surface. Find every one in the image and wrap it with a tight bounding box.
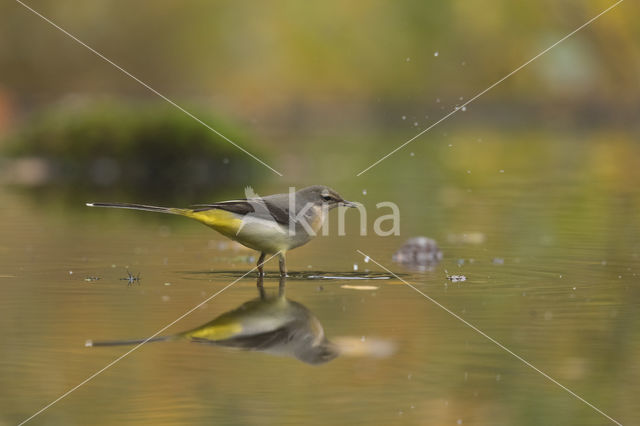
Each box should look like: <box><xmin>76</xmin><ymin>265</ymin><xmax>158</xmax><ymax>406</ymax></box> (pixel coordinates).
<box><xmin>1</xmin><ymin>132</ymin><xmax>639</xmax><ymax>425</ymax></box>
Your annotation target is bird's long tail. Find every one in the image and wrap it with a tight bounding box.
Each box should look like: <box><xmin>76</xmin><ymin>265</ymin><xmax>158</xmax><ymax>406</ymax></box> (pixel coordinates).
<box><xmin>86</xmin><ymin>201</ymin><xmax>239</xmax><ymax>231</ymax></box>
<box><xmin>85</xmin><ymin>335</ymin><xmax>176</xmax><ymax>347</ymax></box>
<box><xmin>86</xmin><ymin>202</ymin><xmax>191</xmax><ymax>216</ymax></box>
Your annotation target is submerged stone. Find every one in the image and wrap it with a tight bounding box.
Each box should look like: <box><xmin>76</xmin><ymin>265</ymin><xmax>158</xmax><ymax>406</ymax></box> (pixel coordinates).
<box><xmin>392</xmin><ymin>237</ymin><xmax>443</xmax><ymax>268</ymax></box>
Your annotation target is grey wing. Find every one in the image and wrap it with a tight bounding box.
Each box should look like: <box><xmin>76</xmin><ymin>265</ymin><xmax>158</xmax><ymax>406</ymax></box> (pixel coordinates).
<box><xmin>191</xmin><ymin>326</ymin><xmax>293</xmax><ymax>350</ymax></box>
<box><xmin>192</xmin><ymin>198</ymin><xmax>290</xmax><ymax>225</ymax></box>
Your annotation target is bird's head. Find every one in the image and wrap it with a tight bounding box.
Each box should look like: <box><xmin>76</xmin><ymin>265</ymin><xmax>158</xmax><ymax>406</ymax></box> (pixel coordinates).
<box><xmin>299</xmin><ymin>185</ymin><xmax>358</xmax><ymax>210</ymax></box>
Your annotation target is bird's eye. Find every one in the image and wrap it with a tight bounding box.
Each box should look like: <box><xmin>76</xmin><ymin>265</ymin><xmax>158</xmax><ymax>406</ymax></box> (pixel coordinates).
<box><xmin>321</xmin><ymin>194</ymin><xmax>332</xmax><ymax>201</ymax></box>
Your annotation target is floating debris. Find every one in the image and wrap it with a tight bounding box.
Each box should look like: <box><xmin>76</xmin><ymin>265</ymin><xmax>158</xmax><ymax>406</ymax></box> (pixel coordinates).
<box><xmin>492</xmin><ymin>257</ymin><xmax>505</xmax><ymax>265</ymax></box>
<box><xmin>392</xmin><ymin>237</ymin><xmax>443</xmax><ymax>269</ymax></box>
<box><xmin>120</xmin><ymin>270</ymin><xmax>141</xmax><ymax>286</ymax></box>
<box><xmin>447</xmin><ymin>232</ymin><xmax>486</xmax><ymax>245</ymax></box>
<box><xmin>353</xmin><ymin>263</ymin><xmax>359</xmax><ymax>271</ymax></box>
<box><xmin>84</xmin><ymin>276</ymin><xmax>101</xmax><ymax>282</ymax></box>
<box><xmin>445</xmin><ymin>271</ymin><xmax>467</xmax><ymax>282</ymax></box>
<box><xmin>341</xmin><ymin>285</ymin><xmax>379</xmax><ymax>291</ymax></box>
<box><xmin>333</xmin><ymin>336</ymin><xmax>396</xmax><ymax>358</ymax></box>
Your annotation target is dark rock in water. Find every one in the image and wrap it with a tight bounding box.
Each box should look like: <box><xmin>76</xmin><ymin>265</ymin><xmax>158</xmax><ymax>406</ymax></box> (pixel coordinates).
<box><xmin>392</xmin><ymin>237</ymin><xmax>443</xmax><ymax>268</ymax></box>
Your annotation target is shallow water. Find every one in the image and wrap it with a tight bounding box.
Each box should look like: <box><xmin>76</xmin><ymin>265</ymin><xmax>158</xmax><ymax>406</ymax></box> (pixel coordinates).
<box><xmin>1</xmin><ymin>132</ymin><xmax>640</xmax><ymax>425</ymax></box>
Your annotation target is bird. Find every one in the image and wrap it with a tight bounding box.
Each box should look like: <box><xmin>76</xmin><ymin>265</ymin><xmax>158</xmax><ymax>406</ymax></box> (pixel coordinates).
<box><xmin>86</xmin><ymin>185</ymin><xmax>356</xmax><ymax>276</ymax></box>
<box><xmin>86</xmin><ymin>276</ymin><xmax>340</xmax><ymax>365</ymax></box>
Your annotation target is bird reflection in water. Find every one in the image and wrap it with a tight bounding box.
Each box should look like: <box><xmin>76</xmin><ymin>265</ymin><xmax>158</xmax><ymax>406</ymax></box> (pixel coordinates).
<box><xmin>86</xmin><ymin>276</ymin><xmax>395</xmax><ymax>365</ymax></box>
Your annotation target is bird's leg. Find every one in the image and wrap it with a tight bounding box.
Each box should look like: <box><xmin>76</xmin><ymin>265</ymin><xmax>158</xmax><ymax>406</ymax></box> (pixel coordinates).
<box><xmin>257</xmin><ymin>275</ymin><xmax>266</xmax><ymax>299</ymax></box>
<box><xmin>257</xmin><ymin>252</ymin><xmax>266</xmax><ymax>277</ymax></box>
<box><xmin>278</xmin><ymin>253</ymin><xmax>287</xmax><ymax>277</ymax></box>
<box><xmin>278</xmin><ymin>275</ymin><xmax>286</xmax><ymax>297</ymax></box>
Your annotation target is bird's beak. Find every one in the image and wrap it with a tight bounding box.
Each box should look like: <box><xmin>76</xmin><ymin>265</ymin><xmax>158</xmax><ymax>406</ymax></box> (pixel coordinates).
<box><xmin>340</xmin><ymin>200</ymin><xmax>359</xmax><ymax>208</ymax></box>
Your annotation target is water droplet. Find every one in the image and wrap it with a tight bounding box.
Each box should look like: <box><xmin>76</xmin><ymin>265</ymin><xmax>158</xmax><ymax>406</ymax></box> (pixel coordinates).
<box><xmin>364</xmin><ymin>256</ymin><xmax>370</xmax><ymax>263</ymax></box>
<box><xmin>362</xmin><ymin>189</ymin><xmax>367</xmax><ymax>195</ymax></box>
<box><xmin>461</xmin><ymin>106</ymin><xmax>467</xmax><ymax>111</ymax></box>
<box><xmin>353</xmin><ymin>263</ymin><xmax>358</xmax><ymax>271</ymax></box>
<box><xmin>410</xmin><ymin>152</ymin><xmax>415</xmax><ymax>157</ymax></box>
<box><xmin>413</xmin><ymin>121</ymin><xmax>419</xmax><ymax>126</ymax></box>
<box><xmin>499</xmin><ymin>169</ymin><xmax>505</xmax><ymax>173</ymax></box>
<box><xmin>434</xmin><ymin>51</ymin><xmax>439</xmax><ymax>57</ymax></box>
<box><xmin>405</xmin><ymin>57</ymin><xmax>411</xmax><ymax>62</ymax></box>
<box><xmin>401</xmin><ymin>115</ymin><xmax>406</xmax><ymax>120</ymax></box>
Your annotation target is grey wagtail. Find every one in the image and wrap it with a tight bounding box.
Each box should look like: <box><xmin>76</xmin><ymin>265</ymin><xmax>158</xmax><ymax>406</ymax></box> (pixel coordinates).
<box><xmin>86</xmin><ymin>276</ymin><xmax>339</xmax><ymax>365</ymax></box>
<box><xmin>87</xmin><ymin>185</ymin><xmax>356</xmax><ymax>276</ymax></box>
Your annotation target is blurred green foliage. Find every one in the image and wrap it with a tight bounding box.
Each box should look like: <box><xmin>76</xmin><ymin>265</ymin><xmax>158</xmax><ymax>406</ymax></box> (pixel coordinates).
<box><xmin>1</xmin><ymin>0</ymin><xmax>637</xmax><ymax>112</ymax></box>
<box><xmin>3</xmin><ymin>101</ymin><xmax>264</xmax><ymax>201</ymax></box>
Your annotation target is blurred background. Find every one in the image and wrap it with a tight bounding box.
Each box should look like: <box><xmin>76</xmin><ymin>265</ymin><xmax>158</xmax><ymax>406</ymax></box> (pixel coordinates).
<box><xmin>1</xmin><ymin>1</ymin><xmax>639</xmax><ymax>425</ymax></box>
<box><xmin>1</xmin><ymin>0</ymin><xmax>638</xmax><ymax>195</ymax></box>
